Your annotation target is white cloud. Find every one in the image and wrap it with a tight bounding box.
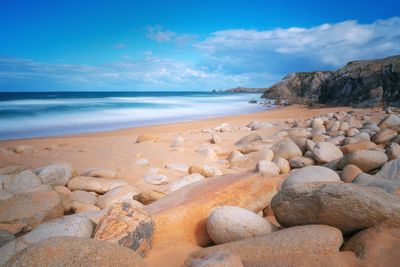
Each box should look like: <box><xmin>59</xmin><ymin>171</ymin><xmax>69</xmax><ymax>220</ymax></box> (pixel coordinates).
<box><xmin>113</xmin><ymin>43</ymin><xmax>126</xmax><ymax>49</ymax></box>
<box><xmin>197</xmin><ymin>17</ymin><xmax>400</xmax><ymax>73</ymax></box>
<box><xmin>146</xmin><ymin>25</ymin><xmax>176</xmax><ymax>42</ymax></box>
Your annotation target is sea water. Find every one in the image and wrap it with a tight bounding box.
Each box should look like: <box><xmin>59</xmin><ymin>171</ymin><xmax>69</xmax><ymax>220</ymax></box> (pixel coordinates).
<box><xmin>0</xmin><ymin>91</ymin><xmax>269</xmax><ymax>140</ymax></box>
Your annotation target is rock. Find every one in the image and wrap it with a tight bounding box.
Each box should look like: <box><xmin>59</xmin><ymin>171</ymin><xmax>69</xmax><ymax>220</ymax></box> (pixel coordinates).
<box><xmin>94</xmin><ymin>202</ymin><xmax>154</xmax><ymax>257</ymax></box>
<box><xmin>0</xmin><ymin>231</ymin><xmax>14</xmax><ymax>248</ymax></box>
<box><xmin>340</xmin><ymin>164</ymin><xmax>363</xmax><ymax>183</ymax></box>
<box><xmin>171</xmin><ymin>136</ymin><xmax>185</xmax><ymax>147</ymax></box>
<box><xmin>378</xmin><ymin>114</ymin><xmax>400</xmax><ymax>130</ymax></box>
<box><xmin>25</xmin><ymin>184</ymin><xmax>53</xmax><ymax>193</ymax></box>
<box><xmin>282</xmin><ymin>166</ymin><xmax>340</xmax><ymax>189</ymax></box>
<box><xmin>210</xmin><ymin>134</ymin><xmax>221</xmax><ymax>144</ymax></box>
<box><xmin>339</xmin><ymin>122</ymin><xmax>350</xmax><ymax>131</ymax></box>
<box><xmin>161</xmin><ymin>173</ymin><xmax>205</xmax><ymax>194</ymax></box>
<box><xmin>96</xmin><ymin>185</ymin><xmax>142</xmax><ymax>209</ymax></box>
<box><xmin>386</xmin><ymin>142</ymin><xmax>400</xmax><ymax>160</ymax></box>
<box><xmin>133</xmin><ymin>190</ymin><xmax>166</xmax><ymax>205</ymax></box>
<box><xmin>68</xmin><ymin>176</ymin><xmax>128</xmax><ymax>194</ymax></box>
<box><xmin>196</xmin><ymin>147</ymin><xmax>218</xmax><ymax>161</ymax></box>
<box><xmin>352</xmin><ymin>173</ymin><xmax>400</xmax><ymax>194</ymax></box>
<box><xmin>3</xmin><ymin>236</ymin><xmax>146</xmax><ymax>267</ymax></box>
<box><xmin>234</xmin><ymin>134</ymin><xmax>262</xmax><ymax>148</ymax></box>
<box><xmin>207</xmin><ymin>206</ymin><xmax>274</xmax><ymax>244</ymax></box>
<box><xmin>343</xmin><ymin>224</ymin><xmax>400</xmax><ymax>266</ymax></box>
<box><xmin>136</xmin><ymin>134</ymin><xmax>159</xmax><ymax>143</ymax></box>
<box><xmin>0</xmin><ymin>190</ymin><xmax>63</xmax><ymax>229</ymax></box>
<box><xmin>184</xmin><ymin>251</ymin><xmax>243</xmax><ymax>267</ymax></box>
<box><xmin>256</xmin><ymin>161</ymin><xmax>280</xmax><ymax>176</ymax></box>
<box><xmin>338</xmin><ymin>150</ymin><xmax>388</xmax><ymax>172</ymax></box>
<box><xmin>12</xmin><ymin>145</ymin><xmax>33</xmax><ymax>154</ymax></box>
<box><xmin>289</xmin><ymin>156</ymin><xmax>315</xmax><ymax>168</ymax></box>
<box><xmin>4</xmin><ymin>170</ymin><xmax>42</xmax><ymax>195</ymax></box>
<box><xmin>54</xmin><ymin>186</ymin><xmax>72</xmax><ymax>213</ymax></box>
<box><xmin>72</xmin><ymin>202</ymin><xmax>100</xmax><ymax>213</ymax></box>
<box><xmin>189</xmin><ymin>165</ymin><xmax>222</xmax><ymax>178</ymax></box>
<box><xmin>143</xmin><ymin>172</ymin><xmax>277</xmax><ymax>247</ymax></box>
<box><xmin>271</xmin><ymin>139</ymin><xmax>302</xmax><ymax>160</ymax></box>
<box><xmin>291</xmin><ymin>137</ymin><xmax>307</xmax><ymax>153</ymax></box>
<box><xmin>311</xmin><ymin>142</ymin><xmax>343</xmax><ymax>163</ymax></box>
<box><xmin>165</xmin><ymin>163</ymin><xmax>188</xmax><ymax>173</ymax></box>
<box><xmin>38</xmin><ymin>163</ymin><xmax>75</xmax><ymax>186</ymax></box>
<box><xmin>0</xmin><ymin>166</ymin><xmax>28</xmax><ymax>175</ymax></box>
<box><xmin>71</xmin><ymin>190</ymin><xmax>97</xmax><ymax>205</ymax></box>
<box><xmin>186</xmin><ymin>225</ymin><xmax>343</xmax><ymax>267</ymax></box>
<box><xmin>240</xmin><ymin>143</ymin><xmax>271</xmax><ymax>154</ymax></box>
<box><xmin>0</xmin><ymin>191</ymin><xmax>13</xmax><ymax>201</ymax></box>
<box><xmin>0</xmin><ymin>215</ymin><xmax>94</xmax><ymax>265</ymax></box>
<box><xmin>341</xmin><ymin>141</ymin><xmax>377</xmax><ymax>154</ymax></box>
<box><xmin>375</xmin><ymin>158</ymin><xmax>400</xmax><ymax>181</ymax></box>
<box><xmin>272</xmin><ymin>157</ymin><xmax>290</xmax><ymax>174</ymax></box>
<box><xmin>228</xmin><ymin>150</ymin><xmax>246</xmax><ymax>163</ymax></box>
<box><xmin>343</xmin><ymin>132</ymin><xmax>371</xmax><ymax>145</ymax></box>
<box><xmin>75</xmin><ymin>209</ymin><xmax>109</xmax><ymax>225</ymax></box>
<box><xmin>346</xmin><ymin>128</ymin><xmax>360</xmax><ymax>137</ymax></box>
<box><xmin>305</xmin><ymin>139</ymin><xmax>316</xmax><ymax>151</ymax></box>
<box><xmin>272</xmin><ymin>183</ymin><xmax>400</xmax><ymax>233</ymax></box>
<box><xmin>81</xmin><ymin>168</ymin><xmax>116</xmax><ymax>179</ymax></box>
<box><xmin>372</xmin><ymin>128</ymin><xmax>397</xmax><ymax>144</ymax></box>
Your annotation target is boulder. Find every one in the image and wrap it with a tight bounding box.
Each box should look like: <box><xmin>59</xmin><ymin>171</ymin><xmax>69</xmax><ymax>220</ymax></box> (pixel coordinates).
<box><xmin>272</xmin><ymin>183</ymin><xmax>400</xmax><ymax>233</ymax></box>
<box><xmin>271</xmin><ymin>139</ymin><xmax>302</xmax><ymax>160</ymax></box>
<box><xmin>133</xmin><ymin>190</ymin><xmax>166</xmax><ymax>205</ymax></box>
<box><xmin>94</xmin><ymin>202</ymin><xmax>154</xmax><ymax>257</ymax></box>
<box><xmin>184</xmin><ymin>251</ymin><xmax>243</xmax><ymax>267</ymax></box>
<box><xmin>311</xmin><ymin>142</ymin><xmax>343</xmax><ymax>163</ymax></box>
<box><xmin>352</xmin><ymin>173</ymin><xmax>400</xmax><ymax>194</ymax></box>
<box><xmin>136</xmin><ymin>134</ymin><xmax>159</xmax><ymax>143</ymax></box>
<box><xmin>38</xmin><ymin>163</ymin><xmax>75</xmax><ymax>186</ymax></box>
<box><xmin>341</xmin><ymin>141</ymin><xmax>377</xmax><ymax>154</ymax></box>
<box><xmin>189</xmin><ymin>165</ymin><xmax>222</xmax><ymax>178</ymax></box>
<box><xmin>343</xmin><ymin>225</ymin><xmax>400</xmax><ymax>266</ymax></box>
<box><xmin>67</xmin><ymin>176</ymin><xmax>128</xmax><ymax>194</ymax></box>
<box><xmin>281</xmin><ymin>166</ymin><xmax>340</xmax><ymax>189</ymax></box>
<box><xmin>378</xmin><ymin>114</ymin><xmax>400</xmax><ymax>130</ymax></box>
<box><xmin>272</xmin><ymin>157</ymin><xmax>290</xmax><ymax>174</ymax></box>
<box><xmin>143</xmin><ymin>173</ymin><xmax>277</xmax><ymax>247</ymax></box>
<box><xmin>0</xmin><ymin>190</ymin><xmax>63</xmax><ymax>229</ymax></box>
<box><xmin>0</xmin><ymin>166</ymin><xmax>28</xmax><ymax>175</ymax></box>
<box><xmin>228</xmin><ymin>150</ymin><xmax>246</xmax><ymax>163</ymax></box>
<box><xmin>196</xmin><ymin>147</ymin><xmax>218</xmax><ymax>161</ymax></box>
<box><xmin>338</xmin><ymin>150</ymin><xmax>388</xmax><ymax>172</ymax></box>
<box><xmin>81</xmin><ymin>168</ymin><xmax>116</xmax><ymax>179</ymax></box>
<box><xmin>207</xmin><ymin>206</ymin><xmax>274</xmax><ymax>244</ymax></box>
<box><xmin>372</xmin><ymin>128</ymin><xmax>397</xmax><ymax>144</ymax></box>
<box><xmin>340</xmin><ymin>164</ymin><xmax>362</xmax><ymax>183</ymax></box>
<box><xmin>54</xmin><ymin>186</ymin><xmax>72</xmax><ymax>213</ymax></box>
<box><xmin>72</xmin><ymin>202</ymin><xmax>100</xmax><ymax>214</ymax></box>
<box><xmin>171</xmin><ymin>136</ymin><xmax>185</xmax><ymax>147</ymax></box>
<box><xmin>4</xmin><ymin>170</ymin><xmax>42</xmax><ymax>195</ymax></box>
<box><xmin>375</xmin><ymin>158</ymin><xmax>400</xmax><ymax>181</ymax></box>
<box><xmin>210</xmin><ymin>134</ymin><xmax>221</xmax><ymax>144</ymax></box>
<box><xmin>71</xmin><ymin>190</ymin><xmax>98</xmax><ymax>205</ymax></box>
<box><xmin>346</xmin><ymin>128</ymin><xmax>360</xmax><ymax>137</ymax></box>
<box><xmin>96</xmin><ymin>185</ymin><xmax>142</xmax><ymax>209</ymax></box>
<box><xmin>143</xmin><ymin>169</ymin><xmax>169</xmax><ymax>185</ymax></box>
<box><xmin>386</xmin><ymin>142</ymin><xmax>400</xmax><ymax>160</ymax></box>
<box><xmin>289</xmin><ymin>156</ymin><xmax>315</xmax><ymax>168</ymax></box>
<box><xmin>0</xmin><ymin>215</ymin><xmax>94</xmax><ymax>265</ymax></box>
<box><xmin>161</xmin><ymin>173</ymin><xmax>205</xmax><ymax>194</ymax></box>
<box><xmin>256</xmin><ymin>161</ymin><xmax>280</xmax><ymax>176</ymax></box>
<box><xmin>3</xmin><ymin>237</ymin><xmax>146</xmax><ymax>267</ymax></box>
<box><xmin>186</xmin><ymin>225</ymin><xmax>343</xmax><ymax>267</ymax></box>
<box><xmin>234</xmin><ymin>134</ymin><xmax>262</xmax><ymax>148</ymax></box>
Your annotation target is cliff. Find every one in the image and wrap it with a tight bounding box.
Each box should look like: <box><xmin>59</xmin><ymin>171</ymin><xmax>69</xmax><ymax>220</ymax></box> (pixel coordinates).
<box><xmin>224</xmin><ymin>87</ymin><xmax>266</xmax><ymax>93</ymax></box>
<box><xmin>263</xmin><ymin>55</ymin><xmax>400</xmax><ymax>107</ymax></box>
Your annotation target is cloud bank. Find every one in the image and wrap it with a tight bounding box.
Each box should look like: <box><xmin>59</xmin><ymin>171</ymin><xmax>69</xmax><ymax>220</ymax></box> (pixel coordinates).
<box><xmin>1</xmin><ymin>17</ymin><xmax>400</xmax><ymax>91</ymax></box>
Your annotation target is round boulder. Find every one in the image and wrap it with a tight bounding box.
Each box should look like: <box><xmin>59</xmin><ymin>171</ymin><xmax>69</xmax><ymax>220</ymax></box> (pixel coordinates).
<box><xmin>338</xmin><ymin>150</ymin><xmax>388</xmax><ymax>172</ymax></box>
<box><xmin>311</xmin><ymin>142</ymin><xmax>343</xmax><ymax>163</ymax></box>
<box><xmin>282</xmin><ymin>166</ymin><xmax>341</xmax><ymax>190</ymax></box>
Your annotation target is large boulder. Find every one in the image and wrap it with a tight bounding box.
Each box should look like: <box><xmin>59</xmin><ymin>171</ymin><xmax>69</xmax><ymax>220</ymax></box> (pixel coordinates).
<box><xmin>271</xmin><ymin>139</ymin><xmax>302</xmax><ymax>160</ymax></box>
<box><xmin>341</xmin><ymin>141</ymin><xmax>377</xmax><ymax>154</ymax></box>
<box><xmin>0</xmin><ymin>215</ymin><xmax>94</xmax><ymax>265</ymax></box>
<box><xmin>96</xmin><ymin>185</ymin><xmax>142</xmax><ymax>209</ymax></box>
<box><xmin>3</xmin><ymin>237</ymin><xmax>146</xmax><ymax>267</ymax></box>
<box><xmin>207</xmin><ymin>206</ymin><xmax>274</xmax><ymax>244</ymax></box>
<box><xmin>4</xmin><ymin>170</ymin><xmax>42</xmax><ymax>195</ymax></box>
<box><xmin>338</xmin><ymin>150</ymin><xmax>388</xmax><ymax>172</ymax></box>
<box><xmin>272</xmin><ymin>183</ymin><xmax>400</xmax><ymax>232</ymax></box>
<box><xmin>371</xmin><ymin>128</ymin><xmax>397</xmax><ymax>144</ymax></box>
<box><xmin>185</xmin><ymin>225</ymin><xmax>343</xmax><ymax>267</ymax></box>
<box><xmin>37</xmin><ymin>163</ymin><xmax>75</xmax><ymax>186</ymax></box>
<box><xmin>311</xmin><ymin>142</ymin><xmax>343</xmax><ymax>163</ymax></box>
<box><xmin>256</xmin><ymin>161</ymin><xmax>280</xmax><ymax>176</ymax></box>
<box><xmin>375</xmin><ymin>158</ymin><xmax>400</xmax><ymax>181</ymax></box>
<box><xmin>143</xmin><ymin>173</ymin><xmax>277</xmax><ymax>247</ymax></box>
<box><xmin>0</xmin><ymin>190</ymin><xmax>63</xmax><ymax>229</ymax></box>
<box><xmin>71</xmin><ymin>190</ymin><xmax>98</xmax><ymax>205</ymax></box>
<box><xmin>343</xmin><ymin>225</ymin><xmax>400</xmax><ymax>266</ymax></box>
<box><xmin>281</xmin><ymin>166</ymin><xmax>340</xmax><ymax>190</ymax></box>
<box><xmin>94</xmin><ymin>202</ymin><xmax>154</xmax><ymax>257</ymax></box>
<box><xmin>67</xmin><ymin>176</ymin><xmax>128</xmax><ymax>194</ymax></box>
<box><xmin>378</xmin><ymin>114</ymin><xmax>400</xmax><ymax>130</ymax></box>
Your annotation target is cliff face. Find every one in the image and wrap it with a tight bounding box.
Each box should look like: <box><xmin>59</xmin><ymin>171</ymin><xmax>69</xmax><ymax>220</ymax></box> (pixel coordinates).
<box><xmin>263</xmin><ymin>55</ymin><xmax>400</xmax><ymax>107</ymax></box>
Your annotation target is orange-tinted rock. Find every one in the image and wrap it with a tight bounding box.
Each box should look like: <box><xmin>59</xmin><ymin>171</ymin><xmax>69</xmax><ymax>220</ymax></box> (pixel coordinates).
<box><xmin>343</xmin><ymin>224</ymin><xmax>400</xmax><ymax>266</ymax></box>
<box><xmin>143</xmin><ymin>173</ymin><xmax>277</xmax><ymax>248</ymax></box>
<box><xmin>94</xmin><ymin>202</ymin><xmax>154</xmax><ymax>257</ymax></box>
<box><xmin>341</xmin><ymin>141</ymin><xmax>377</xmax><ymax>154</ymax></box>
<box><xmin>133</xmin><ymin>190</ymin><xmax>166</xmax><ymax>205</ymax></box>
<box><xmin>340</xmin><ymin>164</ymin><xmax>363</xmax><ymax>183</ymax></box>
<box><xmin>136</xmin><ymin>134</ymin><xmax>159</xmax><ymax>143</ymax></box>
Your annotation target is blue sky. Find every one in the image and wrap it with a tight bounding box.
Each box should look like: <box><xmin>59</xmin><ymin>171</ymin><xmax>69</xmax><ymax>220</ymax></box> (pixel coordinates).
<box><xmin>0</xmin><ymin>0</ymin><xmax>399</xmax><ymax>91</ymax></box>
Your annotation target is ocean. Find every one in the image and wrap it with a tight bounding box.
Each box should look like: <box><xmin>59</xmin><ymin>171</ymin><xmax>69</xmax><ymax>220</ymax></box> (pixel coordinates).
<box><xmin>0</xmin><ymin>91</ymin><xmax>269</xmax><ymax>140</ymax></box>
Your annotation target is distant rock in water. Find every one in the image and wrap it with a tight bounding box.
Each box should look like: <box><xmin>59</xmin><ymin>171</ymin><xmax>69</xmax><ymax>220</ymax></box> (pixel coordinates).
<box><xmin>224</xmin><ymin>87</ymin><xmax>266</xmax><ymax>93</ymax></box>
<box><xmin>263</xmin><ymin>55</ymin><xmax>400</xmax><ymax>107</ymax></box>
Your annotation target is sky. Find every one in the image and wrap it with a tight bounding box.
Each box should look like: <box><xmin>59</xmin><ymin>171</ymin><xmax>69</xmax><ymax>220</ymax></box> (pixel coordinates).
<box><xmin>0</xmin><ymin>0</ymin><xmax>399</xmax><ymax>92</ymax></box>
